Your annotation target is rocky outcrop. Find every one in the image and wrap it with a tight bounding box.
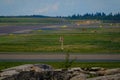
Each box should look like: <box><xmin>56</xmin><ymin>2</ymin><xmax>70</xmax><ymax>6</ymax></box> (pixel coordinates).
<box><xmin>0</xmin><ymin>64</ymin><xmax>53</xmax><ymax>80</ymax></box>
<box><xmin>87</xmin><ymin>73</ymin><xmax>120</xmax><ymax>80</ymax></box>
<box><xmin>0</xmin><ymin>64</ymin><xmax>120</xmax><ymax>80</ymax></box>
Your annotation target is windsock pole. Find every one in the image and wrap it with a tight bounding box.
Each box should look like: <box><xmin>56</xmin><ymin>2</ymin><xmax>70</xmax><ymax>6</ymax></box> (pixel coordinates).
<box><xmin>61</xmin><ymin>39</ymin><xmax>64</xmax><ymax>50</ymax></box>
<box><xmin>59</xmin><ymin>36</ymin><xmax>64</xmax><ymax>50</ymax></box>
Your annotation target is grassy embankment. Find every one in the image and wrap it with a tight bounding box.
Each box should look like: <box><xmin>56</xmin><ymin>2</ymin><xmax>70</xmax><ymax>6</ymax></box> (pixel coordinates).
<box><xmin>0</xmin><ymin>62</ymin><xmax>120</xmax><ymax>70</ymax></box>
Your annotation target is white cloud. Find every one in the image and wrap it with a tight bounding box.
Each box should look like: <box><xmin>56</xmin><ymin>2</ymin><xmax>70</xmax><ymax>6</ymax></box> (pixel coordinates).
<box><xmin>34</xmin><ymin>3</ymin><xmax>59</xmax><ymax>14</ymax></box>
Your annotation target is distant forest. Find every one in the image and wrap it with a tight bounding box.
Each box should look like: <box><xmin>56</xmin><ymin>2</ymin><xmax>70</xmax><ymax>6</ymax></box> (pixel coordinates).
<box><xmin>66</xmin><ymin>12</ymin><xmax>120</xmax><ymax>20</ymax></box>
<box><xmin>0</xmin><ymin>12</ymin><xmax>120</xmax><ymax>21</ymax></box>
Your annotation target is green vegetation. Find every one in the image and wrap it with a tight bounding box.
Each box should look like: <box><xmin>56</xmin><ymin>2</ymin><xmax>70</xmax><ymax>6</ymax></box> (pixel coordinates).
<box><xmin>0</xmin><ymin>18</ymin><xmax>65</xmax><ymax>23</ymax></box>
<box><xmin>69</xmin><ymin>12</ymin><xmax>120</xmax><ymax>21</ymax></box>
<box><xmin>0</xmin><ymin>62</ymin><xmax>120</xmax><ymax>70</ymax></box>
<box><xmin>0</xmin><ymin>27</ymin><xmax>119</xmax><ymax>53</ymax></box>
<box><xmin>0</xmin><ymin>18</ymin><xmax>119</xmax><ymax>53</ymax></box>
<box><xmin>62</xmin><ymin>53</ymin><xmax>76</xmax><ymax>69</ymax></box>
<box><xmin>0</xmin><ymin>17</ymin><xmax>69</xmax><ymax>26</ymax></box>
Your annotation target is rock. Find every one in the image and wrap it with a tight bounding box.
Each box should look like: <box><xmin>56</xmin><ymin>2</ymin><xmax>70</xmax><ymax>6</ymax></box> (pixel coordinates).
<box><xmin>0</xmin><ymin>64</ymin><xmax>53</xmax><ymax>80</ymax></box>
<box><xmin>1</xmin><ymin>64</ymin><xmax>120</xmax><ymax>80</ymax></box>
<box><xmin>89</xmin><ymin>71</ymin><xmax>97</xmax><ymax>75</ymax></box>
<box><xmin>104</xmin><ymin>68</ymin><xmax>120</xmax><ymax>75</ymax></box>
<box><xmin>33</xmin><ymin>64</ymin><xmax>53</xmax><ymax>71</ymax></box>
<box><xmin>31</xmin><ymin>64</ymin><xmax>53</xmax><ymax>72</ymax></box>
<box><xmin>2</xmin><ymin>70</ymin><xmax>54</xmax><ymax>80</ymax></box>
<box><xmin>90</xmin><ymin>67</ymin><xmax>105</xmax><ymax>71</ymax></box>
<box><xmin>70</xmin><ymin>73</ymin><xmax>87</xmax><ymax>80</ymax></box>
<box><xmin>1</xmin><ymin>64</ymin><xmax>33</xmax><ymax>72</ymax></box>
<box><xmin>54</xmin><ymin>69</ymin><xmax>63</xmax><ymax>72</ymax></box>
<box><xmin>87</xmin><ymin>73</ymin><xmax>120</xmax><ymax>80</ymax></box>
<box><xmin>69</xmin><ymin>67</ymin><xmax>84</xmax><ymax>72</ymax></box>
<box><xmin>97</xmin><ymin>68</ymin><xmax>120</xmax><ymax>76</ymax></box>
<box><xmin>0</xmin><ymin>70</ymin><xmax>19</xmax><ymax>77</ymax></box>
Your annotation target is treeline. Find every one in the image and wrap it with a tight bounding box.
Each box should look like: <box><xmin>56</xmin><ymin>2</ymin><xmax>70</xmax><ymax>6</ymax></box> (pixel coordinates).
<box><xmin>0</xmin><ymin>12</ymin><xmax>120</xmax><ymax>21</ymax></box>
<box><xmin>66</xmin><ymin>12</ymin><xmax>120</xmax><ymax>20</ymax></box>
<box><xmin>0</xmin><ymin>15</ymin><xmax>50</xmax><ymax>18</ymax></box>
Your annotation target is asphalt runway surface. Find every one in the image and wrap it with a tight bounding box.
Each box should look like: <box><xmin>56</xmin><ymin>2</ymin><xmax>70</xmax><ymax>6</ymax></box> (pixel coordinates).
<box><xmin>0</xmin><ymin>25</ymin><xmax>54</xmax><ymax>34</ymax></box>
<box><xmin>0</xmin><ymin>24</ymin><xmax>117</xmax><ymax>34</ymax></box>
<box><xmin>0</xmin><ymin>54</ymin><xmax>120</xmax><ymax>62</ymax></box>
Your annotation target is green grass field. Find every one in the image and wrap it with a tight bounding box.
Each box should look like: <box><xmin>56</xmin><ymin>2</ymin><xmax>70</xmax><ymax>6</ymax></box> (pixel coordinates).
<box><xmin>0</xmin><ymin>18</ymin><xmax>66</xmax><ymax>23</ymax></box>
<box><xmin>0</xmin><ymin>17</ymin><xmax>69</xmax><ymax>26</ymax></box>
<box><xmin>0</xmin><ymin>18</ymin><xmax>120</xmax><ymax>53</ymax></box>
<box><xmin>0</xmin><ymin>27</ymin><xmax>120</xmax><ymax>53</ymax></box>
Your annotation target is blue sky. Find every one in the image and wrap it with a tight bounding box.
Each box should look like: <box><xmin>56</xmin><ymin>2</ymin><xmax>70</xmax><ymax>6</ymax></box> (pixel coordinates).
<box><xmin>0</xmin><ymin>0</ymin><xmax>120</xmax><ymax>16</ymax></box>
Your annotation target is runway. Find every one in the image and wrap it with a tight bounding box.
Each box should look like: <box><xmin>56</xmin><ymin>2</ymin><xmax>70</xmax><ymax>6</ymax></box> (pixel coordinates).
<box><xmin>0</xmin><ymin>53</ymin><xmax>120</xmax><ymax>62</ymax></box>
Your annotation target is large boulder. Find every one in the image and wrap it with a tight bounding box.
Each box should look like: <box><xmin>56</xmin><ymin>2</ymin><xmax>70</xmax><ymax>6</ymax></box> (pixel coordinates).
<box><xmin>70</xmin><ymin>73</ymin><xmax>87</xmax><ymax>80</ymax></box>
<box><xmin>97</xmin><ymin>68</ymin><xmax>120</xmax><ymax>76</ymax></box>
<box><xmin>87</xmin><ymin>73</ymin><xmax>120</xmax><ymax>80</ymax></box>
<box><xmin>0</xmin><ymin>64</ymin><xmax>53</xmax><ymax>80</ymax></box>
<box><xmin>1</xmin><ymin>65</ymin><xmax>120</xmax><ymax>80</ymax></box>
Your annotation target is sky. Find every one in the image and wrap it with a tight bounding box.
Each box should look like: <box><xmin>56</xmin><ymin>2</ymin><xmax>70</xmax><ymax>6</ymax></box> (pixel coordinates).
<box><xmin>0</xmin><ymin>0</ymin><xmax>120</xmax><ymax>16</ymax></box>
